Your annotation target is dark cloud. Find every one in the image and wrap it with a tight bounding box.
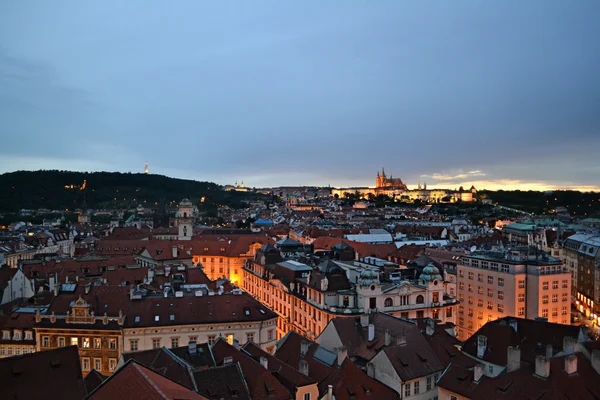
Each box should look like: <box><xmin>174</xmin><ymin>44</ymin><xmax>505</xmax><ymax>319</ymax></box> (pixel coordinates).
<box><xmin>0</xmin><ymin>1</ymin><xmax>599</xmax><ymax>189</ymax></box>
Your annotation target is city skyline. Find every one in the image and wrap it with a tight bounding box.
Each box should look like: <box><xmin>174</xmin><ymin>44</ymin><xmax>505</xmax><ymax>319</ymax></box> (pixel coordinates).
<box><xmin>1</xmin><ymin>1</ymin><xmax>599</xmax><ymax>190</ymax></box>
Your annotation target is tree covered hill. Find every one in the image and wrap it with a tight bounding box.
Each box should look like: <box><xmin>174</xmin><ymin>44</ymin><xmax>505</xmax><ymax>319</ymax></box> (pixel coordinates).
<box><xmin>0</xmin><ymin>170</ymin><xmax>262</xmax><ymax>212</ymax></box>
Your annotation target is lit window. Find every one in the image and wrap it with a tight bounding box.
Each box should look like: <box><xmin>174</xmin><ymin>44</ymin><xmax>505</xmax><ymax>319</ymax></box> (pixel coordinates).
<box><xmin>71</xmin><ymin>337</ymin><xmax>79</xmax><ymax>347</ymax></box>
<box><xmin>109</xmin><ymin>359</ymin><xmax>117</xmax><ymax>372</ymax></box>
<box><xmin>109</xmin><ymin>338</ymin><xmax>117</xmax><ymax>350</ymax></box>
<box><xmin>226</xmin><ymin>334</ymin><xmax>234</xmax><ymax>345</ymax></box>
<box><xmin>94</xmin><ymin>338</ymin><xmax>101</xmax><ymax>349</ymax></box>
<box><xmin>83</xmin><ymin>338</ymin><xmax>90</xmax><ymax>349</ymax></box>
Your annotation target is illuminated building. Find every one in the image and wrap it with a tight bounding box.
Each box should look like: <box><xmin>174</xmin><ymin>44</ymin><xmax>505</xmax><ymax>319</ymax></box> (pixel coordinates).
<box><xmin>563</xmin><ymin>234</ymin><xmax>600</xmax><ymax>326</ymax></box>
<box><xmin>242</xmin><ymin>244</ymin><xmax>457</xmax><ymax>341</ymax></box>
<box><xmin>456</xmin><ymin>247</ymin><xmax>571</xmax><ymax>341</ymax></box>
<box><xmin>144</xmin><ymin>161</ymin><xmax>149</xmax><ymax>174</ymax></box>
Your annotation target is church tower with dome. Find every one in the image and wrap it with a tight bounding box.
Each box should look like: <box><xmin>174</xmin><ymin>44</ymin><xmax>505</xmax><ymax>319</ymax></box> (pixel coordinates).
<box><xmin>177</xmin><ymin>199</ymin><xmax>193</xmax><ymax>240</ymax></box>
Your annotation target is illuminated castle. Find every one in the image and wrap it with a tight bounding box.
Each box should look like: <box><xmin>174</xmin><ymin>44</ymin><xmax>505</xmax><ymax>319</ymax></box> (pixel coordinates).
<box><xmin>376</xmin><ymin>167</ymin><xmax>408</xmax><ymax>190</ymax></box>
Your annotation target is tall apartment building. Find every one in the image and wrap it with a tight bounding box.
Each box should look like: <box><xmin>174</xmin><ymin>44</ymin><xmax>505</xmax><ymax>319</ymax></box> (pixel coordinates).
<box><xmin>456</xmin><ymin>247</ymin><xmax>571</xmax><ymax>341</ymax></box>
<box><xmin>562</xmin><ymin>234</ymin><xmax>600</xmax><ymax>325</ymax></box>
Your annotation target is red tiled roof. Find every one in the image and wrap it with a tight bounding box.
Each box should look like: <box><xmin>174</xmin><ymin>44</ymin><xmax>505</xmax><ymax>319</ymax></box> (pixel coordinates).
<box><xmin>462</xmin><ymin>317</ymin><xmax>583</xmax><ymax>366</ymax></box>
<box><xmin>440</xmin><ymin>353</ymin><xmax>600</xmax><ymax>400</ymax></box>
<box><xmin>318</xmin><ymin>358</ymin><xmax>399</xmax><ymax>400</ymax></box>
<box><xmin>192</xmin><ymin>364</ymin><xmax>251</xmax><ymax>400</ymax></box>
<box><xmin>311</xmin><ymin>237</ymin><xmax>396</xmax><ymax>259</ymax></box>
<box><xmin>125</xmin><ymin>293</ymin><xmax>276</xmax><ymax>328</ymax></box>
<box><xmin>122</xmin><ymin>347</ymin><xmax>196</xmax><ymax>390</ymax></box>
<box><xmin>242</xmin><ymin>341</ymin><xmax>315</xmax><ymax>391</ymax></box>
<box><xmin>211</xmin><ymin>339</ymin><xmax>291</xmax><ymax>400</ymax></box>
<box><xmin>105</xmin><ymin>227</ymin><xmax>152</xmax><ymax>241</ymax></box>
<box><xmin>88</xmin><ymin>360</ymin><xmax>207</xmax><ymax>400</ymax></box>
<box><xmin>0</xmin><ymin>346</ymin><xmax>86</xmax><ymax>400</ymax></box>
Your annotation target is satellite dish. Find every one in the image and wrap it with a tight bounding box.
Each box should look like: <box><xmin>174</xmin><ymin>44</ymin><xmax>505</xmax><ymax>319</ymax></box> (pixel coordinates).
<box><xmin>470</xmin><ymin>246</ymin><xmax>477</xmax><ymax>252</ymax></box>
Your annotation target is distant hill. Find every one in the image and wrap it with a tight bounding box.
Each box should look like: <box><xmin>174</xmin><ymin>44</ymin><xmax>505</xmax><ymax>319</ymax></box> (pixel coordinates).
<box><xmin>0</xmin><ymin>170</ymin><xmax>265</xmax><ymax>212</ymax></box>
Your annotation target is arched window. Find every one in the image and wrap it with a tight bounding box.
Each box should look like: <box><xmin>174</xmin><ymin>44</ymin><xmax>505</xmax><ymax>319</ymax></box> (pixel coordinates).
<box><xmin>416</xmin><ymin>295</ymin><xmax>424</xmax><ymax>304</ymax></box>
<box><xmin>384</xmin><ymin>298</ymin><xmax>393</xmax><ymax>307</ymax></box>
<box><xmin>183</xmin><ymin>212</ymin><xmax>188</xmax><ymax>218</ymax></box>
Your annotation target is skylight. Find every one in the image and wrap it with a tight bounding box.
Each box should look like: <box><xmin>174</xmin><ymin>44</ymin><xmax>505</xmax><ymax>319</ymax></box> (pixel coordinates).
<box><xmin>135</xmin><ymin>316</ymin><xmax>140</xmax><ymax>323</ymax></box>
<box><xmin>170</xmin><ymin>314</ymin><xmax>174</xmax><ymax>321</ymax></box>
<box><xmin>155</xmin><ymin>316</ymin><xmax>160</xmax><ymax>322</ymax></box>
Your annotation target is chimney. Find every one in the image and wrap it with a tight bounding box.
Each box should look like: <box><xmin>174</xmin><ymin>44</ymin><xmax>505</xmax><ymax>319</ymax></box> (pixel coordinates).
<box><xmin>300</xmin><ymin>340</ymin><xmax>310</xmax><ymax>356</ymax></box>
<box><xmin>591</xmin><ymin>350</ymin><xmax>600</xmax><ymax>375</ymax></box>
<box><xmin>564</xmin><ymin>354</ymin><xmax>577</xmax><ymax>375</ymax></box>
<box><xmin>367</xmin><ymin>362</ymin><xmax>375</xmax><ymax>378</ymax></box>
<box><xmin>172</xmin><ymin>245</ymin><xmax>178</xmax><ymax>258</ymax></box>
<box><xmin>508</xmin><ymin>319</ymin><xmax>518</xmax><ymax>332</ymax></box>
<box><xmin>188</xmin><ymin>340</ymin><xmax>197</xmax><ymax>355</ymax></box>
<box><xmin>337</xmin><ymin>346</ymin><xmax>347</xmax><ymax>366</ymax></box>
<box><xmin>360</xmin><ymin>314</ymin><xmax>369</xmax><ymax>328</ymax></box>
<box><xmin>397</xmin><ymin>335</ymin><xmax>407</xmax><ymax>346</ymax></box>
<box><xmin>327</xmin><ymin>385</ymin><xmax>333</xmax><ymax>400</ymax></box>
<box><xmin>426</xmin><ymin>319</ymin><xmax>435</xmax><ymax>336</ymax></box>
<box><xmin>385</xmin><ymin>329</ymin><xmax>392</xmax><ymax>346</ymax></box>
<box><xmin>299</xmin><ymin>360</ymin><xmax>309</xmax><ymax>376</ymax></box>
<box><xmin>545</xmin><ymin>344</ymin><xmax>553</xmax><ymax>359</ymax></box>
<box><xmin>233</xmin><ymin>338</ymin><xmax>239</xmax><ymax>350</ymax></box>
<box><xmin>260</xmin><ymin>356</ymin><xmax>268</xmax><ymax>370</ymax></box>
<box><xmin>476</xmin><ymin>335</ymin><xmax>488</xmax><ymax>359</ymax></box>
<box><xmin>368</xmin><ymin>324</ymin><xmax>375</xmax><ymax>342</ymax></box>
<box><xmin>534</xmin><ymin>355</ymin><xmax>550</xmax><ymax>378</ymax></box>
<box><xmin>507</xmin><ymin>346</ymin><xmax>521</xmax><ymax>373</ymax></box>
<box><xmin>563</xmin><ymin>336</ymin><xmax>576</xmax><ymax>354</ymax></box>
<box><xmin>473</xmin><ymin>363</ymin><xmax>484</xmax><ymax>383</ymax></box>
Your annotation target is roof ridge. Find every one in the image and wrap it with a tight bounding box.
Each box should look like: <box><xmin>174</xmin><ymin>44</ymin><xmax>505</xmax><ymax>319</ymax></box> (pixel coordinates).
<box><xmin>133</xmin><ymin>362</ymin><xmax>169</xmax><ymax>399</ymax></box>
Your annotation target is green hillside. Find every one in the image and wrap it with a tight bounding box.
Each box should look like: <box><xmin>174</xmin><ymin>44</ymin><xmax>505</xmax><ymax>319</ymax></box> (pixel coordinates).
<box><xmin>0</xmin><ymin>170</ymin><xmax>263</xmax><ymax>212</ymax></box>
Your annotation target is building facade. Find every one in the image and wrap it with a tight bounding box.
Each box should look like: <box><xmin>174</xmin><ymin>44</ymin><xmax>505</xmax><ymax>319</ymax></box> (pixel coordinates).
<box><xmin>123</xmin><ymin>291</ymin><xmax>278</xmax><ymax>354</ymax></box>
<box><xmin>456</xmin><ymin>247</ymin><xmax>571</xmax><ymax>340</ymax></box>
<box><xmin>562</xmin><ymin>234</ymin><xmax>600</xmax><ymax>326</ymax></box>
<box><xmin>34</xmin><ymin>286</ymin><xmax>129</xmax><ymax>377</ymax></box>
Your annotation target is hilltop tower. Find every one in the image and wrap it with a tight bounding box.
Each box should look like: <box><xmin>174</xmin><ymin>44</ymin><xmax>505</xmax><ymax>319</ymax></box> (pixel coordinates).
<box><xmin>144</xmin><ymin>161</ymin><xmax>149</xmax><ymax>175</ymax></box>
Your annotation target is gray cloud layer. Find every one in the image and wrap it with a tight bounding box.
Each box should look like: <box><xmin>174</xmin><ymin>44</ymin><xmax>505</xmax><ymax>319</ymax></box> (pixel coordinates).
<box><xmin>1</xmin><ymin>1</ymin><xmax>599</xmax><ymax>189</ymax></box>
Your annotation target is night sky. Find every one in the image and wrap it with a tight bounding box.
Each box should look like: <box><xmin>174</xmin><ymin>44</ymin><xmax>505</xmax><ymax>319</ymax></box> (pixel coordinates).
<box><xmin>1</xmin><ymin>1</ymin><xmax>599</xmax><ymax>190</ymax></box>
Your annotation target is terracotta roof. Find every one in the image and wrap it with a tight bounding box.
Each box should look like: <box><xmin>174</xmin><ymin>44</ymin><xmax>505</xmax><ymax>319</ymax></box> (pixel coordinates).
<box><xmin>211</xmin><ymin>339</ymin><xmax>291</xmax><ymax>400</ymax></box>
<box><xmin>242</xmin><ymin>341</ymin><xmax>315</xmax><ymax>391</ymax></box>
<box><xmin>192</xmin><ymin>364</ymin><xmax>251</xmax><ymax>400</ymax></box>
<box><xmin>0</xmin><ymin>345</ymin><xmax>86</xmax><ymax>400</ymax></box>
<box><xmin>462</xmin><ymin>317</ymin><xmax>584</xmax><ymax>366</ymax></box>
<box><xmin>125</xmin><ymin>293</ymin><xmax>276</xmax><ymax>328</ymax></box>
<box><xmin>311</xmin><ymin>237</ymin><xmax>396</xmax><ymax>259</ymax></box>
<box><xmin>121</xmin><ymin>347</ymin><xmax>197</xmax><ymax>390</ymax></box>
<box><xmin>439</xmin><ymin>353</ymin><xmax>600</xmax><ymax>400</ymax></box>
<box><xmin>88</xmin><ymin>359</ymin><xmax>207</xmax><ymax>400</ymax></box>
<box><xmin>318</xmin><ymin>358</ymin><xmax>399</xmax><ymax>400</ymax></box>
<box><xmin>104</xmin><ymin>227</ymin><xmax>152</xmax><ymax>241</ymax></box>
<box><xmin>274</xmin><ymin>331</ymin><xmax>335</xmax><ymax>383</ymax></box>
